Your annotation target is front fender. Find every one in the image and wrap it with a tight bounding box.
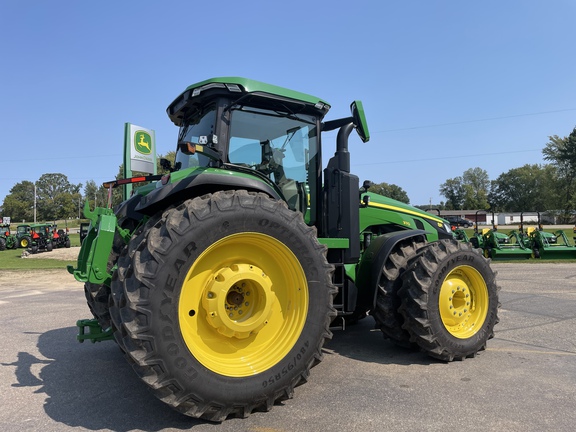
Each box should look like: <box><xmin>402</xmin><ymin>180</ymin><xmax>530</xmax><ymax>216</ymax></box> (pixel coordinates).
<box><xmin>355</xmin><ymin>230</ymin><xmax>428</xmax><ymax>310</ymax></box>
<box><xmin>135</xmin><ymin>171</ymin><xmax>282</xmax><ymax>215</ymax></box>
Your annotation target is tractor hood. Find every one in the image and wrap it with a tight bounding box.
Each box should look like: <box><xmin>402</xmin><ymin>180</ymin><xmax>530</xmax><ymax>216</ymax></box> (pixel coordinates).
<box><xmin>361</xmin><ymin>192</ymin><xmax>452</xmax><ymax>237</ymax></box>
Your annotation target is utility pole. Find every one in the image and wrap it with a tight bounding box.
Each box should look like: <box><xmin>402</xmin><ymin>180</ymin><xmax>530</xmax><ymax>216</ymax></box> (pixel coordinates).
<box><xmin>34</xmin><ymin>183</ymin><xmax>37</xmax><ymax>223</ymax></box>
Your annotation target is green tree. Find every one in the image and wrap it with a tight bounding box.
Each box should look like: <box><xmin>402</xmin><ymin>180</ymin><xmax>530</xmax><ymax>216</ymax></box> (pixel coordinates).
<box><xmin>440</xmin><ymin>167</ymin><xmax>490</xmax><ymax>210</ymax></box>
<box><xmin>462</xmin><ymin>167</ymin><xmax>490</xmax><ymax>209</ymax></box>
<box><xmin>489</xmin><ymin>164</ymin><xmax>558</xmax><ymax>212</ymax></box>
<box><xmin>542</xmin><ymin>126</ymin><xmax>576</xmax><ymax>218</ymax></box>
<box><xmin>36</xmin><ymin>173</ymin><xmax>82</xmax><ymax>221</ymax></box>
<box><xmin>1</xmin><ymin>180</ymin><xmax>35</xmax><ymax>222</ymax></box>
<box><xmin>84</xmin><ymin>180</ymin><xmax>110</xmax><ymax>211</ymax></box>
<box><xmin>439</xmin><ymin>177</ymin><xmax>465</xmax><ymax>210</ymax></box>
<box><xmin>368</xmin><ymin>182</ymin><xmax>410</xmax><ymax>204</ymax></box>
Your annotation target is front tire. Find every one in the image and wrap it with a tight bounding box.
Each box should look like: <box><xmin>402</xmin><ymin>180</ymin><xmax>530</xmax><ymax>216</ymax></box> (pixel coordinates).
<box><xmin>371</xmin><ymin>237</ymin><xmax>426</xmax><ymax>347</ymax></box>
<box><xmin>20</xmin><ymin>236</ymin><xmax>31</xmax><ymax>248</ymax></box>
<box><xmin>110</xmin><ymin>191</ymin><xmax>335</xmax><ymax>421</ymax></box>
<box><xmin>399</xmin><ymin>239</ymin><xmax>499</xmax><ymax>361</ymax></box>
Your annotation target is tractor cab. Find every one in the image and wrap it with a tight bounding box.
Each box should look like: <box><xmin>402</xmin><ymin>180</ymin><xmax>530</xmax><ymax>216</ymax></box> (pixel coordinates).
<box><xmin>162</xmin><ymin>77</ymin><xmax>369</xmax><ymax>233</ymax></box>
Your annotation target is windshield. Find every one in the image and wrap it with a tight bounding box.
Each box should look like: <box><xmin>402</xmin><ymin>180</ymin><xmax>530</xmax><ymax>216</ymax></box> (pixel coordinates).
<box><xmin>228</xmin><ymin>107</ymin><xmax>318</xmax><ymax>214</ymax></box>
<box><xmin>175</xmin><ymin>107</ymin><xmax>216</xmax><ymax>170</ymax></box>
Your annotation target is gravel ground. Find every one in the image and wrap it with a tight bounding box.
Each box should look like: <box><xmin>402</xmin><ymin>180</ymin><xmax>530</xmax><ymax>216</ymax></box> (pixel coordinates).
<box><xmin>21</xmin><ymin>247</ymin><xmax>80</xmax><ymax>261</ymax></box>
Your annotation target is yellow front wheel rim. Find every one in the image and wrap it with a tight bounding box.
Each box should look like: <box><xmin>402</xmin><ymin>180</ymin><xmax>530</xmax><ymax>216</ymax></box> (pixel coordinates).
<box><xmin>438</xmin><ymin>265</ymin><xmax>488</xmax><ymax>339</ymax></box>
<box><xmin>178</xmin><ymin>232</ymin><xmax>309</xmax><ymax>377</ymax></box>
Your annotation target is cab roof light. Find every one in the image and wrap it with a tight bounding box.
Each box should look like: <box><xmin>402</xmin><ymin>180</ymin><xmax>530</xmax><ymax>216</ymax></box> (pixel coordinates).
<box><xmin>191</xmin><ymin>82</ymin><xmax>227</xmax><ymax>97</ymax></box>
<box><xmin>225</xmin><ymin>84</ymin><xmax>242</xmax><ymax>92</ymax></box>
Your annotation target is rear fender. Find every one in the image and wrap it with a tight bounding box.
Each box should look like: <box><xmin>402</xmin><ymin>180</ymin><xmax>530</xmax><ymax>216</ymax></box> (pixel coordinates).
<box><xmin>355</xmin><ymin>230</ymin><xmax>428</xmax><ymax>310</ymax></box>
<box><xmin>67</xmin><ymin>201</ymin><xmax>118</xmax><ymax>286</ymax></box>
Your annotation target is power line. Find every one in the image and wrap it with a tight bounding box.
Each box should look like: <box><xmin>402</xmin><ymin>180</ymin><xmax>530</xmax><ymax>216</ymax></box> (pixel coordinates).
<box><xmin>352</xmin><ymin>148</ymin><xmax>542</xmax><ymax>166</ymax></box>
<box><xmin>371</xmin><ymin>108</ymin><xmax>576</xmax><ymax>133</ymax></box>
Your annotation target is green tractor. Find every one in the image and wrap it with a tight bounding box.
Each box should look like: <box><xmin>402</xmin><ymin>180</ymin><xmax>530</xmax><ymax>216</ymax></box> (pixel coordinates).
<box><xmin>51</xmin><ymin>225</ymin><xmax>71</xmax><ymax>248</ymax></box>
<box><xmin>69</xmin><ymin>77</ymin><xmax>499</xmax><ymax>421</ymax></box>
<box><xmin>28</xmin><ymin>223</ymin><xmax>54</xmax><ymax>253</ymax></box>
<box><xmin>522</xmin><ymin>212</ymin><xmax>576</xmax><ymax>259</ymax></box>
<box><xmin>480</xmin><ymin>212</ymin><xmax>532</xmax><ymax>260</ymax></box>
<box><xmin>0</xmin><ymin>223</ymin><xmax>18</xmax><ymax>250</ymax></box>
<box><xmin>15</xmin><ymin>224</ymin><xmax>32</xmax><ymax>248</ymax></box>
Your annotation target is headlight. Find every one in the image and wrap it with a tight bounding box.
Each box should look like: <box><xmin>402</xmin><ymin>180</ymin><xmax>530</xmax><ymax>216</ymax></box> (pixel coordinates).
<box><xmin>444</xmin><ymin>223</ymin><xmax>452</xmax><ymax>233</ymax></box>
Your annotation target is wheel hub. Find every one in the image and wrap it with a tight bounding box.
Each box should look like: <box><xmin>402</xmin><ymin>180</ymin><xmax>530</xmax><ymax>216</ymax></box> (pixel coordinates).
<box><xmin>202</xmin><ymin>263</ymin><xmax>275</xmax><ymax>339</ymax></box>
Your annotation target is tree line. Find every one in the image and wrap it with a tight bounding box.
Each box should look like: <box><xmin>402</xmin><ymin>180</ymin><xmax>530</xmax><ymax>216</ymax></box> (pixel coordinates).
<box><xmin>1</xmin><ymin>126</ymin><xmax>575</xmax><ymax>222</ymax></box>
<box><xmin>436</xmin><ymin>126</ymin><xmax>576</xmax><ymax>221</ymax></box>
<box><xmin>0</xmin><ymin>152</ymin><xmax>175</xmax><ymax>223</ymax></box>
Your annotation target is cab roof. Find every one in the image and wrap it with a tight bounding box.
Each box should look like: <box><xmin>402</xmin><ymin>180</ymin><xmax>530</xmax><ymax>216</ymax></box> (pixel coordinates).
<box><xmin>167</xmin><ymin>77</ymin><xmax>331</xmax><ymax>126</ymax></box>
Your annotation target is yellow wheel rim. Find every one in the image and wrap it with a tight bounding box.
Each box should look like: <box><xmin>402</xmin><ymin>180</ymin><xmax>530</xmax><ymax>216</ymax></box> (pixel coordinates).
<box><xmin>21</xmin><ymin>238</ymin><xmax>28</xmax><ymax>247</ymax></box>
<box><xmin>438</xmin><ymin>265</ymin><xmax>488</xmax><ymax>339</ymax></box>
<box><xmin>178</xmin><ymin>232</ymin><xmax>309</xmax><ymax>377</ymax></box>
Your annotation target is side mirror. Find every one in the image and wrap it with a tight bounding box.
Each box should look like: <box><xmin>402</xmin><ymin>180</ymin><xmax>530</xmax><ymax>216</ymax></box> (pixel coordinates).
<box><xmin>350</xmin><ymin>100</ymin><xmax>370</xmax><ymax>143</ymax></box>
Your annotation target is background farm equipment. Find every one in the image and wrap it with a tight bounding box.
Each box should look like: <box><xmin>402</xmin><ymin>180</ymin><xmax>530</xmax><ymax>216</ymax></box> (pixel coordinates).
<box><xmin>0</xmin><ymin>223</ymin><xmax>18</xmax><ymax>250</ymax></box>
<box><xmin>51</xmin><ymin>225</ymin><xmax>71</xmax><ymax>248</ymax></box>
<box><xmin>15</xmin><ymin>224</ymin><xmax>32</xmax><ymax>248</ymax></box>
<box><xmin>28</xmin><ymin>223</ymin><xmax>53</xmax><ymax>253</ymax></box>
<box><xmin>456</xmin><ymin>211</ymin><xmax>531</xmax><ymax>259</ymax></box>
<box><xmin>520</xmin><ymin>212</ymin><xmax>576</xmax><ymax>259</ymax></box>
<box><xmin>68</xmin><ymin>77</ymin><xmax>499</xmax><ymax>421</ymax></box>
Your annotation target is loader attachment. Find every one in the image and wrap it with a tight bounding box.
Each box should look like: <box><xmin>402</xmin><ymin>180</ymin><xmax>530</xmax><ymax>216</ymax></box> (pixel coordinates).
<box><xmin>67</xmin><ymin>201</ymin><xmax>117</xmax><ymax>286</ymax></box>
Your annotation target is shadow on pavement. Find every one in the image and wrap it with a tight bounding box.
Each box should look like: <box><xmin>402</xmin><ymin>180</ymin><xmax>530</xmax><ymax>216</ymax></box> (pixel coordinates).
<box><xmin>324</xmin><ymin>315</ymin><xmax>440</xmax><ymax>366</ymax></box>
<box><xmin>5</xmin><ymin>326</ymin><xmax>202</xmax><ymax>431</ymax></box>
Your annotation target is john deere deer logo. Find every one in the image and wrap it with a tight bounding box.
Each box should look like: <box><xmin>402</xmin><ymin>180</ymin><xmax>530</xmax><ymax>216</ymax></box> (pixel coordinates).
<box><xmin>134</xmin><ymin>131</ymin><xmax>152</xmax><ymax>155</ymax></box>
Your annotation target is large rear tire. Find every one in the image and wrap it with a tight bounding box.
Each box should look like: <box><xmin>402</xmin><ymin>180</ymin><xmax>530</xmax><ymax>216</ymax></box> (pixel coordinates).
<box><xmin>371</xmin><ymin>237</ymin><xmax>426</xmax><ymax>347</ymax></box>
<box><xmin>399</xmin><ymin>239</ymin><xmax>499</xmax><ymax>361</ymax></box>
<box><xmin>110</xmin><ymin>190</ymin><xmax>336</xmax><ymax>421</ymax></box>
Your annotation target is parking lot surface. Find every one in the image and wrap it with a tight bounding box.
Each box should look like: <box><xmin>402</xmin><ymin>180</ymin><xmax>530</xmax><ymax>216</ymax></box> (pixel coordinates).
<box><xmin>1</xmin><ymin>263</ymin><xmax>575</xmax><ymax>432</ymax></box>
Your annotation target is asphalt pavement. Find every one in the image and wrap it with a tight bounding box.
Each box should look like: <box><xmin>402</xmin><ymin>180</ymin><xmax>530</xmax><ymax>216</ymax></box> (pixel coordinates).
<box><xmin>1</xmin><ymin>262</ymin><xmax>575</xmax><ymax>432</ymax></box>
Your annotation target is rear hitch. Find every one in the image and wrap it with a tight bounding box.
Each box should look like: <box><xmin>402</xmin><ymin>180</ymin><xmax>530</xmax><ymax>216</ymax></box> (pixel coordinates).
<box><xmin>76</xmin><ymin>319</ymin><xmax>114</xmax><ymax>343</ymax></box>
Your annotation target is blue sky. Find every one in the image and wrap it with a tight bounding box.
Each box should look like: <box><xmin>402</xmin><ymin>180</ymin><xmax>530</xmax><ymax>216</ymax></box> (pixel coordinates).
<box><xmin>1</xmin><ymin>1</ymin><xmax>575</xmax><ymax>208</ymax></box>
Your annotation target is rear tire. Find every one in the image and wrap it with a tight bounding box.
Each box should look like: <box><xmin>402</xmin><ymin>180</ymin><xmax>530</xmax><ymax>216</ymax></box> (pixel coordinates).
<box><xmin>399</xmin><ymin>239</ymin><xmax>499</xmax><ymax>361</ymax></box>
<box><xmin>20</xmin><ymin>236</ymin><xmax>31</xmax><ymax>248</ymax></box>
<box><xmin>110</xmin><ymin>190</ymin><xmax>336</xmax><ymax>421</ymax></box>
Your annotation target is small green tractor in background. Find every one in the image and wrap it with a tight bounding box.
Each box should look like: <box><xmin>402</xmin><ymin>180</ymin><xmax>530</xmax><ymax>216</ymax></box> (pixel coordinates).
<box><xmin>0</xmin><ymin>224</ymin><xmax>18</xmax><ymax>250</ymax></box>
<box><xmin>51</xmin><ymin>225</ymin><xmax>71</xmax><ymax>248</ymax></box>
<box><xmin>69</xmin><ymin>77</ymin><xmax>499</xmax><ymax>421</ymax></box>
<box><xmin>15</xmin><ymin>224</ymin><xmax>32</xmax><ymax>248</ymax></box>
<box><xmin>28</xmin><ymin>223</ymin><xmax>54</xmax><ymax>253</ymax></box>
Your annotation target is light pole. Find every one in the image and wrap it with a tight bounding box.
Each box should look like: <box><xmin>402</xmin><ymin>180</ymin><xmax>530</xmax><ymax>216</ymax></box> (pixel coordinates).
<box><xmin>34</xmin><ymin>183</ymin><xmax>37</xmax><ymax>223</ymax></box>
